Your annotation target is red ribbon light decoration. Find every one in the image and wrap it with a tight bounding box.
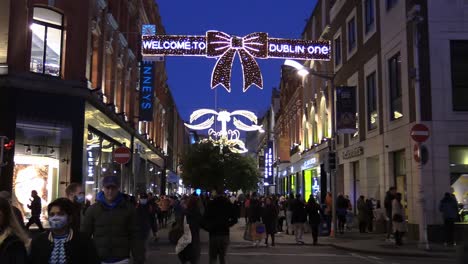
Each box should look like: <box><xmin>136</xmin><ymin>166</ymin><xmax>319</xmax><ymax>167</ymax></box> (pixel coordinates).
<box><xmin>206</xmin><ymin>31</ymin><xmax>268</xmax><ymax>92</ymax></box>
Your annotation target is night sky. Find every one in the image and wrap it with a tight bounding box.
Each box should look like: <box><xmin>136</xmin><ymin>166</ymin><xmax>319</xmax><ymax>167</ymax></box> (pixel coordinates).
<box><xmin>157</xmin><ymin>0</ymin><xmax>318</xmax><ymax>123</ymax></box>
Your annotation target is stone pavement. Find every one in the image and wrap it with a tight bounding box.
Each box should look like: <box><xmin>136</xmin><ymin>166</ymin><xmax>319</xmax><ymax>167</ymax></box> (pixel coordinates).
<box><xmin>157</xmin><ymin>218</ymin><xmax>458</xmax><ymax>259</ymax></box>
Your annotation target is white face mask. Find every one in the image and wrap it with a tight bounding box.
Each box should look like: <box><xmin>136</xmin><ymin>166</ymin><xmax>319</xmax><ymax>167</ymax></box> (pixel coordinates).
<box><xmin>140</xmin><ymin>199</ymin><xmax>148</xmax><ymax>205</ymax></box>
<box><xmin>48</xmin><ymin>215</ymin><xmax>68</xmax><ymax>230</ymax></box>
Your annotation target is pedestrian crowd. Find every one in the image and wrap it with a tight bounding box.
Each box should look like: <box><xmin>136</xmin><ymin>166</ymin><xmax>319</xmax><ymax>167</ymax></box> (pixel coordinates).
<box><xmin>0</xmin><ymin>180</ymin><xmax>462</xmax><ymax>264</ymax></box>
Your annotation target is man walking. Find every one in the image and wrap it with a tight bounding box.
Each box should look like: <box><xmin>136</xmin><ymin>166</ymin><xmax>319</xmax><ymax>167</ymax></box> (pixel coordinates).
<box><xmin>291</xmin><ymin>194</ymin><xmax>306</xmax><ymax>244</ymax></box>
<box><xmin>384</xmin><ymin>187</ymin><xmax>397</xmax><ymax>241</ymax></box>
<box><xmin>202</xmin><ymin>189</ymin><xmax>238</xmax><ymax>264</ymax></box>
<box><xmin>26</xmin><ymin>190</ymin><xmax>44</xmax><ymax>231</ymax></box>
<box><xmin>65</xmin><ymin>182</ymin><xmax>85</xmax><ymax>231</ymax></box>
<box><xmin>81</xmin><ymin>176</ymin><xmax>143</xmax><ymax>264</ymax></box>
<box><xmin>439</xmin><ymin>192</ymin><xmax>458</xmax><ymax>246</ymax></box>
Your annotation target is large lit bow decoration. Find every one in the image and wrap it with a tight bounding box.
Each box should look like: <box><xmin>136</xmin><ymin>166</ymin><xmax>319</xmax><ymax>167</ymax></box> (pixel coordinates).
<box><xmin>206</xmin><ymin>31</ymin><xmax>268</xmax><ymax>92</ymax></box>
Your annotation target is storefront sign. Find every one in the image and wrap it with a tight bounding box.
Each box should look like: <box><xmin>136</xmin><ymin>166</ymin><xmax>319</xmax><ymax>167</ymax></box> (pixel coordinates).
<box><xmin>336</xmin><ymin>86</ymin><xmax>357</xmax><ymax>134</ymax></box>
<box><xmin>343</xmin><ymin>146</ymin><xmax>364</xmax><ymax>159</ymax></box>
<box><xmin>264</xmin><ymin>141</ymin><xmax>273</xmax><ymax>184</ymax></box>
<box><xmin>301</xmin><ymin>157</ymin><xmax>318</xmax><ymax>170</ymax></box>
<box><xmin>142</xmin><ymin>30</ymin><xmax>331</xmax><ymax>92</ymax></box>
<box><xmin>139</xmin><ymin>61</ymin><xmax>154</xmax><ymax>121</ymax></box>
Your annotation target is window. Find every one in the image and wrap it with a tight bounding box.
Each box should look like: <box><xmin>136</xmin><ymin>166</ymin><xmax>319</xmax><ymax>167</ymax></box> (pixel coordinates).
<box><xmin>450</xmin><ymin>40</ymin><xmax>468</xmax><ymax>111</ymax></box>
<box><xmin>386</xmin><ymin>0</ymin><xmax>398</xmax><ymax>10</ymax></box>
<box><xmin>30</xmin><ymin>7</ymin><xmax>63</xmax><ymax>76</ymax></box>
<box><xmin>348</xmin><ymin>17</ymin><xmax>356</xmax><ymax>52</ymax></box>
<box><xmin>334</xmin><ymin>36</ymin><xmax>342</xmax><ymax>66</ymax></box>
<box><xmin>366</xmin><ymin>72</ymin><xmax>378</xmax><ymax>130</ymax></box>
<box><xmin>389</xmin><ymin>53</ymin><xmax>403</xmax><ymax>120</ymax></box>
<box><xmin>365</xmin><ymin>0</ymin><xmax>375</xmax><ymax>33</ymax></box>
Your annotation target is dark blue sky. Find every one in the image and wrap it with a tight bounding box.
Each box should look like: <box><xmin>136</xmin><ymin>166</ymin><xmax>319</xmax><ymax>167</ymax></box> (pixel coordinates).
<box><xmin>157</xmin><ymin>0</ymin><xmax>318</xmax><ymax>121</ymax></box>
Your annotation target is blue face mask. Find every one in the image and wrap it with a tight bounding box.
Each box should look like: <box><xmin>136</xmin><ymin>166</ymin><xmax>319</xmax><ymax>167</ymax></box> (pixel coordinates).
<box><xmin>48</xmin><ymin>215</ymin><xmax>68</xmax><ymax>230</ymax></box>
<box><xmin>76</xmin><ymin>195</ymin><xmax>85</xmax><ymax>203</ymax></box>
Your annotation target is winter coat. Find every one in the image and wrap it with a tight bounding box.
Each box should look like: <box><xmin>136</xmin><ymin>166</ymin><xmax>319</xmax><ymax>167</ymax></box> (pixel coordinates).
<box><xmin>30</xmin><ymin>230</ymin><xmax>99</xmax><ymax>264</ymax></box>
<box><xmin>178</xmin><ymin>205</ymin><xmax>202</xmax><ymax>263</ymax></box>
<box><xmin>248</xmin><ymin>199</ymin><xmax>262</xmax><ymax>223</ymax></box>
<box><xmin>357</xmin><ymin>199</ymin><xmax>369</xmax><ymax>222</ymax></box>
<box><xmin>202</xmin><ymin>196</ymin><xmax>237</xmax><ymax>237</ymax></box>
<box><xmin>28</xmin><ymin>196</ymin><xmax>42</xmax><ymax>216</ymax></box>
<box><xmin>306</xmin><ymin>202</ymin><xmax>321</xmax><ymax>225</ymax></box>
<box><xmin>0</xmin><ymin>233</ymin><xmax>27</xmax><ymax>264</ymax></box>
<box><xmin>384</xmin><ymin>191</ymin><xmax>395</xmax><ymax>217</ymax></box>
<box><xmin>136</xmin><ymin>203</ymin><xmax>154</xmax><ymax>239</ymax></box>
<box><xmin>291</xmin><ymin>199</ymin><xmax>307</xmax><ymax>224</ymax></box>
<box><xmin>392</xmin><ymin>199</ymin><xmax>407</xmax><ymax>232</ymax></box>
<box><xmin>81</xmin><ymin>192</ymin><xmax>144</xmax><ymax>264</ymax></box>
<box><xmin>336</xmin><ymin>195</ymin><xmax>348</xmax><ymax>216</ymax></box>
<box><xmin>262</xmin><ymin>204</ymin><xmax>279</xmax><ymax>234</ymax></box>
<box><xmin>439</xmin><ymin>196</ymin><xmax>458</xmax><ymax>220</ymax></box>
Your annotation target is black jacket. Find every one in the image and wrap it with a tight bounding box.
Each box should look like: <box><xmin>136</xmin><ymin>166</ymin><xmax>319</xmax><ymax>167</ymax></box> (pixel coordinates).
<box><xmin>30</xmin><ymin>231</ymin><xmax>100</xmax><ymax>264</ymax></box>
<box><xmin>306</xmin><ymin>202</ymin><xmax>321</xmax><ymax>225</ymax></box>
<box><xmin>248</xmin><ymin>199</ymin><xmax>262</xmax><ymax>223</ymax></box>
<box><xmin>0</xmin><ymin>234</ymin><xmax>27</xmax><ymax>264</ymax></box>
<box><xmin>384</xmin><ymin>191</ymin><xmax>395</xmax><ymax>217</ymax></box>
<box><xmin>28</xmin><ymin>196</ymin><xmax>42</xmax><ymax>216</ymax></box>
<box><xmin>202</xmin><ymin>196</ymin><xmax>237</xmax><ymax>236</ymax></box>
<box><xmin>291</xmin><ymin>199</ymin><xmax>307</xmax><ymax>223</ymax></box>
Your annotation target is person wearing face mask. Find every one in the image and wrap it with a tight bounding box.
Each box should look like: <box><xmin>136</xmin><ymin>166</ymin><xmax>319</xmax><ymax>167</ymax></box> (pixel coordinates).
<box><xmin>29</xmin><ymin>198</ymin><xmax>99</xmax><ymax>264</ymax></box>
<box><xmin>65</xmin><ymin>183</ymin><xmax>84</xmax><ymax>232</ymax></box>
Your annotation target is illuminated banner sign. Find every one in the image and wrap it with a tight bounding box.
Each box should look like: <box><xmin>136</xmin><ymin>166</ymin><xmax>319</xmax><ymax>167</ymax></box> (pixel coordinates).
<box><xmin>264</xmin><ymin>141</ymin><xmax>273</xmax><ymax>184</ymax></box>
<box><xmin>142</xmin><ymin>30</ymin><xmax>331</xmax><ymax>92</ymax></box>
<box><xmin>139</xmin><ymin>61</ymin><xmax>154</xmax><ymax>121</ymax></box>
<box><xmin>336</xmin><ymin>86</ymin><xmax>357</xmax><ymax>134</ymax></box>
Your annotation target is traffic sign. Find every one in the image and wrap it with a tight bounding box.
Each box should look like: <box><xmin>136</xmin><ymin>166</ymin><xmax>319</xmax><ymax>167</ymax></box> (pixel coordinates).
<box><xmin>410</xmin><ymin>124</ymin><xmax>430</xmax><ymax>143</ymax></box>
<box><xmin>113</xmin><ymin>146</ymin><xmax>131</xmax><ymax>164</ymax></box>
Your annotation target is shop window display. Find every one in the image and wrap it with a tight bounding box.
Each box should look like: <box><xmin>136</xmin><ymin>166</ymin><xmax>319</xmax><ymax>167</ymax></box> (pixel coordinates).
<box><xmin>12</xmin><ymin>122</ymin><xmax>71</xmax><ymax>225</ymax></box>
<box><xmin>449</xmin><ymin>146</ymin><xmax>468</xmax><ymax>222</ymax></box>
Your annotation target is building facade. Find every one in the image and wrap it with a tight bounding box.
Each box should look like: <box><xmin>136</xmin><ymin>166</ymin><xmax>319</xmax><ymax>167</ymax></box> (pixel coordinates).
<box><xmin>274</xmin><ymin>0</ymin><xmax>468</xmax><ymax>241</ymax></box>
<box><xmin>0</xmin><ymin>0</ymin><xmax>187</xmax><ymax>218</ymax></box>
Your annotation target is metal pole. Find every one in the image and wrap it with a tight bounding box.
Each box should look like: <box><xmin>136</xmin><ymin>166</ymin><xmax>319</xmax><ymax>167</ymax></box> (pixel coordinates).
<box><xmin>330</xmin><ymin>78</ymin><xmax>337</xmax><ymax>238</ymax></box>
<box><xmin>0</xmin><ymin>136</ymin><xmax>6</xmax><ymax>177</ymax></box>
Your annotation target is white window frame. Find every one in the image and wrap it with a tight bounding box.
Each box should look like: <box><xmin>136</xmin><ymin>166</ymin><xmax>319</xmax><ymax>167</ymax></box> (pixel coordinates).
<box><xmin>346</xmin><ymin>8</ymin><xmax>358</xmax><ymax>60</ymax></box>
<box><xmin>364</xmin><ymin>55</ymin><xmax>380</xmax><ymax>138</ymax></box>
<box><xmin>333</xmin><ymin>29</ymin><xmax>343</xmax><ymax>73</ymax></box>
<box><xmin>362</xmin><ymin>0</ymin><xmax>377</xmax><ymax>44</ymax></box>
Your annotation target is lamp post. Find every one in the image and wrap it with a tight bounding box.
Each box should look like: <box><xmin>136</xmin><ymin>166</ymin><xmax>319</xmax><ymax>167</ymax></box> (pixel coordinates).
<box><xmin>283</xmin><ymin>59</ymin><xmax>337</xmax><ymax>237</ymax></box>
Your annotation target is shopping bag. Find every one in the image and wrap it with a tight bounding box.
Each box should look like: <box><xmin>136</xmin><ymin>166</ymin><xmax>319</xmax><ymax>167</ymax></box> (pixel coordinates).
<box><xmin>256</xmin><ymin>223</ymin><xmax>266</xmax><ymax>234</ymax></box>
<box><xmin>175</xmin><ymin>216</ymin><xmax>192</xmax><ymax>254</ymax></box>
<box><xmin>243</xmin><ymin>223</ymin><xmax>253</xmax><ymax>241</ymax></box>
<box><xmin>251</xmin><ymin>222</ymin><xmax>266</xmax><ymax>240</ymax></box>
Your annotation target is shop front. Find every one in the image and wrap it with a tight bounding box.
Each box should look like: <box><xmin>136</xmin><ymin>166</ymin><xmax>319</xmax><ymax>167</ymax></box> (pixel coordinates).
<box><xmin>449</xmin><ymin>146</ymin><xmax>468</xmax><ymax>222</ymax></box>
<box><xmin>300</xmin><ymin>154</ymin><xmax>320</xmax><ymax>202</ymax></box>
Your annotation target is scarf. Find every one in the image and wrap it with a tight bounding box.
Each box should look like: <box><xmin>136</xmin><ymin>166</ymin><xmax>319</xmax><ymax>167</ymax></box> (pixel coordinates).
<box><xmin>96</xmin><ymin>191</ymin><xmax>124</xmax><ymax>209</ymax></box>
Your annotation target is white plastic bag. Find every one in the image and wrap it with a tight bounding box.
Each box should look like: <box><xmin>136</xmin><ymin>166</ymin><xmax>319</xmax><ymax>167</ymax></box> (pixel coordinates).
<box><xmin>175</xmin><ymin>216</ymin><xmax>192</xmax><ymax>254</ymax></box>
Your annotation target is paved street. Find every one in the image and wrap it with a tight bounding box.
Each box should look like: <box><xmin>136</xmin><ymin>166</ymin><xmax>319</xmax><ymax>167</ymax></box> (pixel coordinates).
<box><xmin>146</xmin><ymin>220</ymin><xmax>458</xmax><ymax>264</ymax></box>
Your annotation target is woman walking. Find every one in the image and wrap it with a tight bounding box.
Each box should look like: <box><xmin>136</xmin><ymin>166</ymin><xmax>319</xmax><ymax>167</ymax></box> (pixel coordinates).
<box><xmin>306</xmin><ymin>195</ymin><xmax>321</xmax><ymax>245</ymax></box>
<box><xmin>0</xmin><ymin>197</ymin><xmax>29</xmax><ymax>263</ymax></box>
<box><xmin>392</xmin><ymin>193</ymin><xmax>407</xmax><ymax>246</ymax></box>
<box><xmin>262</xmin><ymin>197</ymin><xmax>278</xmax><ymax>247</ymax></box>
<box><xmin>357</xmin><ymin>195</ymin><xmax>369</xmax><ymax>233</ymax></box>
<box><xmin>178</xmin><ymin>195</ymin><xmax>202</xmax><ymax>264</ymax></box>
<box><xmin>291</xmin><ymin>195</ymin><xmax>307</xmax><ymax>244</ymax></box>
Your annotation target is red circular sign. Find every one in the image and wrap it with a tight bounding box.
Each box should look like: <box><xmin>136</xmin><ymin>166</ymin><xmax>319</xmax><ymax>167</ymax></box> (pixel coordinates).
<box><xmin>410</xmin><ymin>124</ymin><xmax>430</xmax><ymax>143</ymax></box>
<box><xmin>113</xmin><ymin>147</ymin><xmax>131</xmax><ymax>164</ymax></box>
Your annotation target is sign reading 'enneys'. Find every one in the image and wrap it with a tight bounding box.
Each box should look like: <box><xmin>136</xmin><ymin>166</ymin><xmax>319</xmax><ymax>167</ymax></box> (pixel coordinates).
<box><xmin>139</xmin><ymin>61</ymin><xmax>154</xmax><ymax>121</ymax></box>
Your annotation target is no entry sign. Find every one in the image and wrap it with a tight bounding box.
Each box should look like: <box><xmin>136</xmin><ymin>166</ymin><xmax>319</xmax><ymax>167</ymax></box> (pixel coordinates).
<box><xmin>113</xmin><ymin>146</ymin><xmax>131</xmax><ymax>164</ymax></box>
<box><xmin>410</xmin><ymin>124</ymin><xmax>430</xmax><ymax>143</ymax></box>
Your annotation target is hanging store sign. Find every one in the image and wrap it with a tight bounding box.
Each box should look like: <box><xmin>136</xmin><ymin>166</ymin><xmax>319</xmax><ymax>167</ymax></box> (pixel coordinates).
<box><xmin>139</xmin><ymin>61</ymin><xmax>154</xmax><ymax>121</ymax></box>
<box><xmin>264</xmin><ymin>141</ymin><xmax>273</xmax><ymax>184</ymax></box>
<box><xmin>336</xmin><ymin>86</ymin><xmax>357</xmax><ymax>134</ymax></box>
<box><xmin>141</xmin><ymin>30</ymin><xmax>331</xmax><ymax>92</ymax></box>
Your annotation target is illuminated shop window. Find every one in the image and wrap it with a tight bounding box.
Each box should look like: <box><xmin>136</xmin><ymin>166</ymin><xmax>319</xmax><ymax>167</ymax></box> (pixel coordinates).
<box><xmin>30</xmin><ymin>7</ymin><xmax>63</xmax><ymax>76</ymax></box>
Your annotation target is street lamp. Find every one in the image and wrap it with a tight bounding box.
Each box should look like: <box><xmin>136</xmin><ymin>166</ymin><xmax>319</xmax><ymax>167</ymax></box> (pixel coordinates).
<box><xmin>283</xmin><ymin>59</ymin><xmax>338</xmax><ymax>238</ymax></box>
